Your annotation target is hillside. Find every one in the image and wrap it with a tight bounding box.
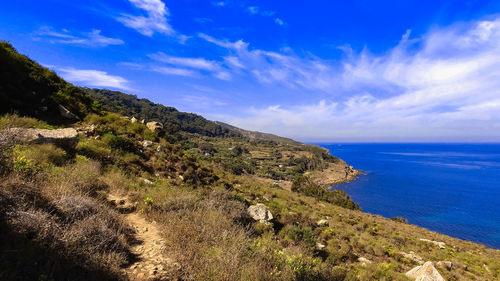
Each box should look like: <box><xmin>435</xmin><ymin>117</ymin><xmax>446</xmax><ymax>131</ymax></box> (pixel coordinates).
<box><xmin>1</xmin><ymin>41</ymin><xmax>500</xmax><ymax>281</ymax></box>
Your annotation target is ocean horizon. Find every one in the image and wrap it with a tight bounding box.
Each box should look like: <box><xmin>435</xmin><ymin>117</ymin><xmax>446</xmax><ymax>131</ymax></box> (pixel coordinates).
<box><xmin>318</xmin><ymin>143</ymin><xmax>500</xmax><ymax>249</ymax></box>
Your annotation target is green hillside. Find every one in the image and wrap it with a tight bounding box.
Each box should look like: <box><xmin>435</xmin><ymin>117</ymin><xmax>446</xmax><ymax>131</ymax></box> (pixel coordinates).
<box><xmin>1</xmin><ymin>41</ymin><xmax>499</xmax><ymax>281</ymax></box>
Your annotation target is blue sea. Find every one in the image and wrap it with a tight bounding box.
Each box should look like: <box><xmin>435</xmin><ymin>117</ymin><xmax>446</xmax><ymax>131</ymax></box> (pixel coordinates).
<box><xmin>318</xmin><ymin>143</ymin><xmax>500</xmax><ymax>249</ymax></box>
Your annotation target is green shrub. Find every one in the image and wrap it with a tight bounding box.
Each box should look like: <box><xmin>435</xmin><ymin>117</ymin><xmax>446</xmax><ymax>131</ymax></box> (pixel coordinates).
<box><xmin>102</xmin><ymin>133</ymin><xmax>135</xmax><ymax>152</ymax></box>
<box><xmin>280</xmin><ymin>225</ymin><xmax>316</xmax><ymax>249</ymax></box>
<box><xmin>0</xmin><ymin>114</ymin><xmax>54</xmax><ymax>130</ymax></box>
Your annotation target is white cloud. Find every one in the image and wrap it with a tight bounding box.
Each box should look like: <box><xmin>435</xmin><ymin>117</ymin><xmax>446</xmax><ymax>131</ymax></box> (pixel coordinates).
<box><xmin>211</xmin><ymin>1</ymin><xmax>228</xmax><ymax>7</ymax></box>
<box><xmin>274</xmin><ymin>18</ymin><xmax>285</xmax><ymax>26</ymax></box>
<box><xmin>149</xmin><ymin>52</ymin><xmax>219</xmax><ymax>71</ymax></box>
<box><xmin>57</xmin><ymin>68</ymin><xmax>131</xmax><ymax>90</ymax></box>
<box><xmin>208</xmin><ymin>17</ymin><xmax>500</xmax><ymax>141</ymax></box>
<box><xmin>247</xmin><ymin>6</ymin><xmax>259</xmax><ymax>14</ymax></box>
<box><xmin>34</xmin><ymin>27</ymin><xmax>123</xmax><ymax>47</ymax></box>
<box><xmin>118</xmin><ymin>0</ymin><xmax>173</xmax><ymax>36</ymax></box>
<box><xmin>198</xmin><ymin>33</ymin><xmax>248</xmax><ymax>50</ymax></box>
<box><xmin>152</xmin><ymin>66</ymin><xmax>196</xmax><ymax>77</ymax></box>
<box><xmin>149</xmin><ymin>51</ymin><xmax>232</xmax><ymax>80</ymax></box>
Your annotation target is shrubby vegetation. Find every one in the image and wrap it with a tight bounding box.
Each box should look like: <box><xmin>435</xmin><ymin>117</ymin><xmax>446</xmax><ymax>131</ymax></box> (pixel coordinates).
<box><xmin>1</xmin><ymin>43</ymin><xmax>500</xmax><ymax>281</ymax></box>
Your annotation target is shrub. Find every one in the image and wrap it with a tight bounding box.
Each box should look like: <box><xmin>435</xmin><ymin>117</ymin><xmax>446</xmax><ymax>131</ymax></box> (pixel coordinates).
<box><xmin>12</xmin><ymin>144</ymin><xmax>67</xmax><ymax>167</ymax></box>
<box><xmin>391</xmin><ymin>216</ymin><xmax>408</xmax><ymax>224</ymax></box>
<box><xmin>280</xmin><ymin>225</ymin><xmax>317</xmax><ymax>249</ymax></box>
<box><xmin>102</xmin><ymin>133</ymin><xmax>135</xmax><ymax>152</ymax></box>
<box><xmin>0</xmin><ymin>114</ymin><xmax>53</xmax><ymax>130</ymax></box>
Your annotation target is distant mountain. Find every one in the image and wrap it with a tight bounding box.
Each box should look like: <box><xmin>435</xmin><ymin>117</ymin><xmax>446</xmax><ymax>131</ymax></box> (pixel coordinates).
<box><xmin>215</xmin><ymin>121</ymin><xmax>300</xmax><ymax>145</ymax></box>
<box><xmin>84</xmin><ymin>88</ymin><xmax>237</xmax><ymax>137</ymax></box>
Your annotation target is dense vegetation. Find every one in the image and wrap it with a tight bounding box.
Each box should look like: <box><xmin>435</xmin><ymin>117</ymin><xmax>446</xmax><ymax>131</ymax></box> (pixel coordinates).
<box><xmin>1</xmin><ymin>41</ymin><xmax>500</xmax><ymax>281</ymax></box>
<box><xmin>0</xmin><ymin>41</ymin><xmax>95</xmax><ymax>123</ymax></box>
<box><xmin>85</xmin><ymin>88</ymin><xmax>235</xmax><ymax>137</ymax></box>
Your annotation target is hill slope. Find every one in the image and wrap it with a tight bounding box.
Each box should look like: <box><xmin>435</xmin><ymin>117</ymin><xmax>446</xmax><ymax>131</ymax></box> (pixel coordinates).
<box><xmin>1</xmin><ymin>41</ymin><xmax>499</xmax><ymax>281</ymax></box>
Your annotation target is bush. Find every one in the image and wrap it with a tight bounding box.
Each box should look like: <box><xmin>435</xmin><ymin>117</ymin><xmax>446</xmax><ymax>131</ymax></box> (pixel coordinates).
<box><xmin>0</xmin><ymin>114</ymin><xmax>53</xmax><ymax>130</ymax></box>
<box><xmin>280</xmin><ymin>225</ymin><xmax>317</xmax><ymax>249</ymax></box>
<box><xmin>291</xmin><ymin>176</ymin><xmax>360</xmax><ymax>210</ymax></box>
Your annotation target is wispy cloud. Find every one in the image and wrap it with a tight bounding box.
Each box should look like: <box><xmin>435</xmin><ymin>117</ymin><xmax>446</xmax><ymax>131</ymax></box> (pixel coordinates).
<box><xmin>211</xmin><ymin>1</ymin><xmax>228</xmax><ymax>7</ymax></box>
<box><xmin>149</xmin><ymin>51</ymin><xmax>232</xmax><ymax>80</ymax></box>
<box><xmin>246</xmin><ymin>6</ymin><xmax>259</xmax><ymax>14</ymax></box>
<box><xmin>117</xmin><ymin>0</ymin><xmax>173</xmax><ymax>36</ymax></box>
<box><xmin>274</xmin><ymin>18</ymin><xmax>285</xmax><ymax>26</ymax></box>
<box><xmin>206</xmin><ymin>17</ymin><xmax>500</xmax><ymax>141</ymax></box>
<box><xmin>152</xmin><ymin>66</ymin><xmax>196</xmax><ymax>77</ymax></box>
<box><xmin>149</xmin><ymin>52</ymin><xmax>219</xmax><ymax>71</ymax></box>
<box><xmin>34</xmin><ymin>27</ymin><xmax>124</xmax><ymax>47</ymax></box>
<box><xmin>57</xmin><ymin>67</ymin><xmax>131</xmax><ymax>90</ymax></box>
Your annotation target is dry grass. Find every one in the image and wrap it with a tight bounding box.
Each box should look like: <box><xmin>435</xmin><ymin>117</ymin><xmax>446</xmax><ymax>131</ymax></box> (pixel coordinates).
<box><xmin>0</xmin><ymin>169</ymin><xmax>133</xmax><ymax>280</ymax></box>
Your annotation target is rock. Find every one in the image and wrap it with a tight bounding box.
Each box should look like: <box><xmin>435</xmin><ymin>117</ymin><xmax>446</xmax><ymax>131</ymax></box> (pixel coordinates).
<box><xmin>316</xmin><ymin>243</ymin><xmax>326</xmax><ymax>250</ymax></box>
<box><xmin>146</xmin><ymin>121</ymin><xmax>163</xmax><ymax>132</ymax></box>
<box><xmin>358</xmin><ymin>257</ymin><xmax>372</xmax><ymax>266</ymax></box>
<box><xmin>400</xmin><ymin>251</ymin><xmax>424</xmax><ymax>264</ymax></box>
<box><xmin>436</xmin><ymin>261</ymin><xmax>453</xmax><ymax>271</ymax></box>
<box><xmin>419</xmin><ymin>238</ymin><xmax>446</xmax><ymax>249</ymax></box>
<box><xmin>156</xmin><ymin>145</ymin><xmax>163</xmax><ymax>152</ymax></box>
<box><xmin>406</xmin><ymin>261</ymin><xmax>445</xmax><ymax>281</ymax></box>
<box><xmin>58</xmin><ymin>104</ymin><xmax>80</xmax><ymax>120</ymax></box>
<box><xmin>317</xmin><ymin>219</ymin><xmax>329</xmax><ymax>227</ymax></box>
<box><xmin>178</xmin><ymin>175</ymin><xmax>184</xmax><ymax>181</ymax></box>
<box><xmin>140</xmin><ymin>119</ymin><xmax>145</xmax><ymax>124</ymax></box>
<box><xmin>143</xmin><ymin>178</ymin><xmax>154</xmax><ymax>185</ymax></box>
<box><xmin>130</xmin><ymin>117</ymin><xmax>138</xmax><ymax>123</ymax></box>
<box><xmin>247</xmin><ymin>203</ymin><xmax>273</xmax><ymax>222</ymax></box>
<box><xmin>6</xmin><ymin>128</ymin><xmax>78</xmax><ymax>145</ymax></box>
<box><xmin>142</xmin><ymin>140</ymin><xmax>153</xmax><ymax>148</ymax></box>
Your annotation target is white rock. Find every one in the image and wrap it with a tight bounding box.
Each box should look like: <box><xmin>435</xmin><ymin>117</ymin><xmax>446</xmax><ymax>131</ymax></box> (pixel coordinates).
<box><xmin>7</xmin><ymin>128</ymin><xmax>78</xmax><ymax>144</ymax></box>
<box><xmin>400</xmin><ymin>251</ymin><xmax>424</xmax><ymax>264</ymax></box>
<box><xmin>316</xmin><ymin>243</ymin><xmax>326</xmax><ymax>250</ymax></box>
<box><xmin>142</xmin><ymin>140</ymin><xmax>153</xmax><ymax>148</ymax></box>
<box><xmin>358</xmin><ymin>257</ymin><xmax>372</xmax><ymax>266</ymax></box>
<box><xmin>58</xmin><ymin>104</ymin><xmax>80</xmax><ymax>120</ymax></box>
<box><xmin>419</xmin><ymin>238</ymin><xmax>446</xmax><ymax>249</ymax></box>
<box><xmin>247</xmin><ymin>203</ymin><xmax>273</xmax><ymax>222</ymax></box>
<box><xmin>436</xmin><ymin>261</ymin><xmax>453</xmax><ymax>271</ymax></box>
<box><xmin>146</xmin><ymin>121</ymin><xmax>163</xmax><ymax>132</ymax></box>
<box><xmin>130</xmin><ymin>117</ymin><xmax>138</xmax><ymax>123</ymax></box>
<box><xmin>406</xmin><ymin>261</ymin><xmax>445</xmax><ymax>281</ymax></box>
<box><xmin>317</xmin><ymin>219</ymin><xmax>329</xmax><ymax>227</ymax></box>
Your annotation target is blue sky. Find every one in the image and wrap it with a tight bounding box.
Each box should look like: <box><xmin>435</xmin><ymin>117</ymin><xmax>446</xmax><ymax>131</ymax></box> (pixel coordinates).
<box><xmin>1</xmin><ymin>0</ymin><xmax>500</xmax><ymax>142</ymax></box>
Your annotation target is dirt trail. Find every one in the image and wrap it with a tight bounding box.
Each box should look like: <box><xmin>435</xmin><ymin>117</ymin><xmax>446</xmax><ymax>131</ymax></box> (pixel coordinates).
<box><xmin>107</xmin><ymin>194</ymin><xmax>178</xmax><ymax>281</ymax></box>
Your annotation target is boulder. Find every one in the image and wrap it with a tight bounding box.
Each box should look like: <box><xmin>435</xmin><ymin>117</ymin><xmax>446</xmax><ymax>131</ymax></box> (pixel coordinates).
<box><xmin>6</xmin><ymin>128</ymin><xmax>78</xmax><ymax>145</ymax></box>
<box><xmin>436</xmin><ymin>261</ymin><xmax>453</xmax><ymax>271</ymax></box>
<box><xmin>406</xmin><ymin>261</ymin><xmax>445</xmax><ymax>281</ymax></box>
<box><xmin>146</xmin><ymin>121</ymin><xmax>163</xmax><ymax>132</ymax></box>
<box><xmin>142</xmin><ymin>140</ymin><xmax>153</xmax><ymax>148</ymax></box>
<box><xmin>400</xmin><ymin>251</ymin><xmax>424</xmax><ymax>264</ymax></box>
<box><xmin>143</xmin><ymin>178</ymin><xmax>154</xmax><ymax>185</ymax></box>
<box><xmin>58</xmin><ymin>105</ymin><xmax>80</xmax><ymax>120</ymax></box>
<box><xmin>358</xmin><ymin>257</ymin><xmax>372</xmax><ymax>266</ymax></box>
<box><xmin>247</xmin><ymin>203</ymin><xmax>273</xmax><ymax>222</ymax></box>
<box><xmin>130</xmin><ymin>117</ymin><xmax>138</xmax><ymax>123</ymax></box>
<box><xmin>317</xmin><ymin>219</ymin><xmax>329</xmax><ymax>227</ymax></box>
<box><xmin>419</xmin><ymin>238</ymin><xmax>446</xmax><ymax>249</ymax></box>
<box><xmin>316</xmin><ymin>243</ymin><xmax>326</xmax><ymax>250</ymax></box>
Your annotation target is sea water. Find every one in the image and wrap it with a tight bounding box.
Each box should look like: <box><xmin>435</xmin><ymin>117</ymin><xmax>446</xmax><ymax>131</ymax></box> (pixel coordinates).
<box><xmin>318</xmin><ymin>143</ymin><xmax>500</xmax><ymax>249</ymax></box>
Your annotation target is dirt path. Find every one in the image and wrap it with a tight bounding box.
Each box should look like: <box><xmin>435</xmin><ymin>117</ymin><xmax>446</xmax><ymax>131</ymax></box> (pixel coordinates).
<box><xmin>107</xmin><ymin>194</ymin><xmax>178</xmax><ymax>281</ymax></box>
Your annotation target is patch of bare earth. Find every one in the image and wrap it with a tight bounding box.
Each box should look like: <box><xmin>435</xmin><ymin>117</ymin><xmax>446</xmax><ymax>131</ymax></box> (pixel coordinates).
<box><xmin>107</xmin><ymin>194</ymin><xmax>179</xmax><ymax>281</ymax></box>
